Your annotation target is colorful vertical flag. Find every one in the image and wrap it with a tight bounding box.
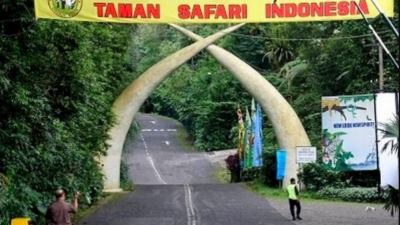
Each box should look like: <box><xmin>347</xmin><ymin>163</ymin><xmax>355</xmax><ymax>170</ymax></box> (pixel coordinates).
<box><xmin>252</xmin><ymin>102</ymin><xmax>263</xmax><ymax>167</ymax></box>
<box><xmin>244</xmin><ymin>107</ymin><xmax>253</xmax><ymax>168</ymax></box>
<box><xmin>250</xmin><ymin>99</ymin><xmax>257</xmax><ymax>166</ymax></box>
<box><xmin>257</xmin><ymin>103</ymin><xmax>263</xmax><ymax>154</ymax></box>
<box><xmin>237</xmin><ymin>104</ymin><xmax>245</xmax><ymax>161</ymax></box>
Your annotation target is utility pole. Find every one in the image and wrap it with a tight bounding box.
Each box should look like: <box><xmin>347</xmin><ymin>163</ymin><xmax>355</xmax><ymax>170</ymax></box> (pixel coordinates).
<box><xmin>364</xmin><ymin>41</ymin><xmax>395</xmax><ymax>91</ymax></box>
<box><xmin>378</xmin><ymin>44</ymin><xmax>383</xmax><ymax>91</ymax></box>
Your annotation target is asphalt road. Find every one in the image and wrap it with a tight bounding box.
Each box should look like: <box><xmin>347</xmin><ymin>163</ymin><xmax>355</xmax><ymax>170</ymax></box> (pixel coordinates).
<box><xmin>78</xmin><ymin>114</ymin><xmax>294</xmax><ymax>225</ymax></box>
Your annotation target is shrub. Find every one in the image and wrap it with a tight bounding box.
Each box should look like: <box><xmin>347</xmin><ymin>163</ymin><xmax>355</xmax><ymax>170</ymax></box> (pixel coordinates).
<box><xmin>260</xmin><ymin>146</ymin><xmax>279</xmax><ymax>187</ymax></box>
<box><xmin>225</xmin><ymin>154</ymin><xmax>240</xmax><ymax>183</ymax></box>
<box><xmin>316</xmin><ymin>187</ymin><xmax>384</xmax><ymax>203</ymax></box>
<box><xmin>225</xmin><ymin>154</ymin><xmax>240</xmax><ymax>172</ymax></box>
<box><xmin>241</xmin><ymin>167</ymin><xmax>262</xmax><ymax>182</ymax></box>
<box><xmin>297</xmin><ymin>163</ymin><xmax>345</xmax><ymax>191</ymax></box>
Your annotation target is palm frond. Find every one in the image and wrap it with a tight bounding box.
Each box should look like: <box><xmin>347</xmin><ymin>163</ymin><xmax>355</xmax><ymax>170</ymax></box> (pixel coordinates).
<box><xmin>379</xmin><ymin>115</ymin><xmax>399</xmax><ymax>155</ymax></box>
<box><xmin>382</xmin><ymin>185</ymin><xmax>399</xmax><ymax>216</ymax></box>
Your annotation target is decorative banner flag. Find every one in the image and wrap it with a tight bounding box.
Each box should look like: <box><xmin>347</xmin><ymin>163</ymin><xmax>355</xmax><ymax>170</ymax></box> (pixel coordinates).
<box><xmin>252</xmin><ymin>100</ymin><xmax>263</xmax><ymax>167</ymax></box>
<box><xmin>321</xmin><ymin>94</ymin><xmax>377</xmax><ymax>171</ymax></box>
<box><xmin>276</xmin><ymin>150</ymin><xmax>286</xmax><ymax>180</ymax></box>
<box><xmin>33</xmin><ymin>0</ymin><xmax>394</xmax><ymax>24</ymax></box>
<box><xmin>237</xmin><ymin>104</ymin><xmax>245</xmax><ymax>161</ymax></box>
<box><xmin>244</xmin><ymin>107</ymin><xmax>253</xmax><ymax>168</ymax></box>
<box><xmin>257</xmin><ymin>103</ymin><xmax>263</xmax><ymax>152</ymax></box>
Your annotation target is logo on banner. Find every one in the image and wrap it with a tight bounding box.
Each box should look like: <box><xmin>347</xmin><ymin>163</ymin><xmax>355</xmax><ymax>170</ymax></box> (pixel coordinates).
<box><xmin>49</xmin><ymin>0</ymin><xmax>83</xmax><ymax>18</ymax></box>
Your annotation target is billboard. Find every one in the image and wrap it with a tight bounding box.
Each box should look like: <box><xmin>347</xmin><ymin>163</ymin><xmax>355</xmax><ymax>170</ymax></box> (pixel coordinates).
<box><xmin>321</xmin><ymin>94</ymin><xmax>377</xmax><ymax>171</ymax></box>
<box><xmin>33</xmin><ymin>0</ymin><xmax>394</xmax><ymax>23</ymax></box>
<box><xmin>376</xmin><ymin>93</ymin><xmax>398</xmax><ymax>189</ymax></box>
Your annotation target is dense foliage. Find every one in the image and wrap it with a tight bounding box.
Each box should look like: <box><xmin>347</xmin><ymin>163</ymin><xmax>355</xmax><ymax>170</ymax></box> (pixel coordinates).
<box><xmin>0</xmin><ymin>1</ymin><xmax>134</xmax><ymax>224</ymax></box>
<box><xmin>316</xmin><ymin>187</ymin><xmax>384</xmax><ymax>203</ymax></box>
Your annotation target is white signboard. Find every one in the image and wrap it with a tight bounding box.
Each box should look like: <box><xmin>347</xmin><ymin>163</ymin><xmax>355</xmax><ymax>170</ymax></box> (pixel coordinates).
<box><xmin>376</xmin><ymin>93</ymin><xmax>398</xmax><ymax>189</ymax></box>
<box><xmin>296</xmin><ymin>146</ymin><xmax>317</xmax><ymax>164</ymax></box>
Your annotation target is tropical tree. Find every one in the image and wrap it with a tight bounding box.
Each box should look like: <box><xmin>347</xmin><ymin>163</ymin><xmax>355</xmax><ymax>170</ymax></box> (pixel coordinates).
<box><xmin>379</xmin><ymin>115</ymin><xmax>399</xmax><ymax>216</ymax></box>
<box><xmin>380</xmin><ymin>116</ymin><xmax>399</xmax><ymax>155</ymax></box>
<box><xmin>278</xmin><ymin>59</ymin><xmax>309</xmax><ymax>95</ymax></box>
<box><xmin>258</xmin><ymin>24</ymin><xmax>296</xmax><ymax>71</ymax></box>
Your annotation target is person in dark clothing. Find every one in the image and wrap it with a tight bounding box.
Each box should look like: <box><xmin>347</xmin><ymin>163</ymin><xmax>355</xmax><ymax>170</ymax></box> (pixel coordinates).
<box><xmin>287</xmin><ymin>178</ymin><xmax>302</xmax><ymax>221</ymax></box>
<box><xmin>46</xmin><ymin>189</ymin><xmax>80</xmax><ymax>225</ymax></box>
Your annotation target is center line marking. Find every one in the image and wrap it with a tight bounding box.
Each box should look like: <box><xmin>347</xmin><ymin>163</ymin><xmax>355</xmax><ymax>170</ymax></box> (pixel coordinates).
<box><xmin>184</xmin><ymin>184</ymin><xmax>196</xmax><ymax>225</ymax></box>
<box><xmin>139</xmin><ymin>132</ymin><xmax>167</xmax><ymax>185</ymax></box>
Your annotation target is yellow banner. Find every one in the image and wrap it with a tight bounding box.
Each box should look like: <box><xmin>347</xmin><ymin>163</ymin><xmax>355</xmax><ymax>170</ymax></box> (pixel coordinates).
<box><xmin>34</xmin><ymin>0</ymin><xmax>394</xmax><ymax>23</ymax></box>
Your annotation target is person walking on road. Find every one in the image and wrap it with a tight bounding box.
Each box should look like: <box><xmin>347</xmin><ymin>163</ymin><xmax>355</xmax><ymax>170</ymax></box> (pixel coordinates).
<box><xmin>287</xmin><ymin>178</ymin><xmax>302</xmax><ymax>221</ymax></box>
<box><xmin>46</xmin><ymin>189</ymin><xmax>80</xmax><ymax>225</ymax></box>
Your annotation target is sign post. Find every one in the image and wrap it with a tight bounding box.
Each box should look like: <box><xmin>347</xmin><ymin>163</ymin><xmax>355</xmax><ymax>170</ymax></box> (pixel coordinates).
<box><xmin>276</xmin><ymin>149</ymin><xmax>287</xmax><ymax>189</ymax></box>
<box><xmin>296</xmin><ymin>146</ymin><xmax>317</xmax><ymax>191</ymax></box>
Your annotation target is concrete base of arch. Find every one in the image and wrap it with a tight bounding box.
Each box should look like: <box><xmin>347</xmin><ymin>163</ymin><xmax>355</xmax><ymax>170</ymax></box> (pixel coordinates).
<box><xmin>102</xmin><ymin>188</ymin><xmax>123</xmax><ymax>193</ymax></box>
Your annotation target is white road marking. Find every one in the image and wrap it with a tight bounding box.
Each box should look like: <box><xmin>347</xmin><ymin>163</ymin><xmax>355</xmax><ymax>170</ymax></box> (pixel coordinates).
<box><xmin>142</xmin><ymin>129</ymin><xmax>177</xmax><ymax>132</ymax></box>
<box><xmin>139</xmin><ymin>132</ymin><xmax>167</xmax><ymax>185</ymax></box>
<box><xmin>184</xmin><ymin>184</ymin><xmax>196</xmax><ymax>225</ymax></box>
<box><xmin>150</xmin><ymin>120</ymin><xmax>156</xmax><ymax>124</ymax></box>
<box><xmin>165</xmin><ymin>141</ymin><xmax>170</xmax><ymax>145</ymax></box>
<box><xmin>147</xmin><ymin>156</ymin><xmax>167</xmax><ymax>184</ymax></box>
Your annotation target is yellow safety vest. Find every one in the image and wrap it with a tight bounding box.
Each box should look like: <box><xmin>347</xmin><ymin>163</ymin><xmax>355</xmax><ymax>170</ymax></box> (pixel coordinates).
<box><xmin>287</xmin><ymin>184</ymin><xmax>297</xmax><ymax>200</ymax></box>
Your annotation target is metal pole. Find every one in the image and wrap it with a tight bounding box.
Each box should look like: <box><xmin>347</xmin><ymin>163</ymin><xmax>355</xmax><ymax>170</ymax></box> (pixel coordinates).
<box><xmin>378</xmin><ymin>45</ymin><xmax>384</xmax><ymax>91</ymax></box>
<box><xmin>373</xmin><ymin>92</ymin><xmax>381</xmax><ymax>195</ymax></box>
<box><xmin>394</xmin><ymin>92</ymin><xmax>399</xmax><ymax>218</ymax></box>
<box><xmin>353</xmin><ymin>1</ymin><xmax>399</xmax><ymax>69</ymax></box>
<box><xmin>370</xmin><ymin>0</ymin><xmax>399</xmax><ymax>38</ymax></box>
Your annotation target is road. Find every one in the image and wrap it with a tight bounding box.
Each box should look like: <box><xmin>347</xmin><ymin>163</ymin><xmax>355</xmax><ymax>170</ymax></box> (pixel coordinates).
<box><xmin>78</xmin><ymin>114</ymin><xmax>294</xmax><ymax>225</ymax></box>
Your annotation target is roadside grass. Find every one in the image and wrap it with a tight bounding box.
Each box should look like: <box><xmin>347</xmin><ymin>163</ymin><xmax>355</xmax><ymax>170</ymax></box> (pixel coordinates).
<box><xmin>215</xmin><ymin>169</ymin><xmax>324</xmax><ymax>201</ymax></box>
<box><xmin>246</xmin><ymin>181</ymin><xmax>322</xmax><ymax>201</ymax></box>
<box><xmin>175</xmin><ymin>125</ymin><xmax>196</xmax><ymax>152</ymax></box>
<box><xmin>245</xmin><ymin>180</ymin><xmax>386</xmax><ymax>205</ymax></box>
<box><xmin>73</xmin><ymin>192</ymin><xmax>126</xmax><ymax>223</ymax></box>
<box><xmin>120</xmin><ymin>159</ymin><xmax>135</xmax><ymax>191</ymax></box>
<box><xmin>216</xmin><ymin>167</ymin><xmax>230</xmax><ymax>184</ymax></box>
<box><xmin>245</xmin><ymin>180</ymin><xmax>349</xmax><ymax>203</ymax></box>
<box><xmin>171</xmin><ymin>119</ymin><xmax>196</xmax><ymax>152</ymax></box>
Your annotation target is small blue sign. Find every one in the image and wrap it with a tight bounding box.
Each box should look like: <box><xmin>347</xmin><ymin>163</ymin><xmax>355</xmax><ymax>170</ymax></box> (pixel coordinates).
<box><xmin>276</xmin><ymin>150</ymin><xmax>286</xmax><ymax>180</ymax></box>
